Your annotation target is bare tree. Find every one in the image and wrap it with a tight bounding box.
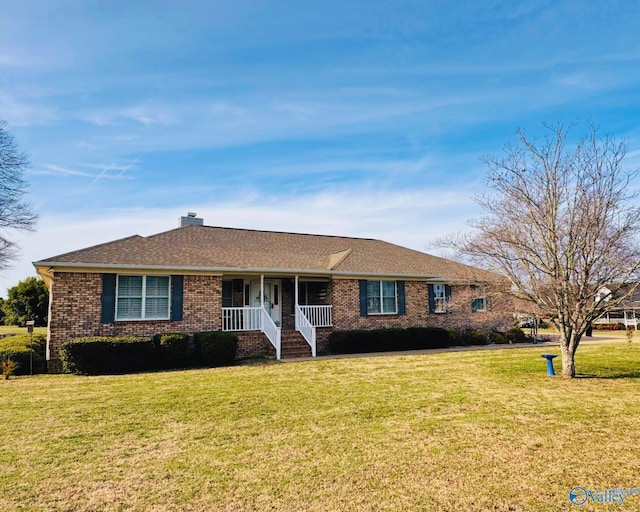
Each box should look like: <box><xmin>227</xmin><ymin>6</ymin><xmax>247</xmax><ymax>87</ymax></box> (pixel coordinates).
<box><xmin>0</xmin><ymin>120</ymin><xmax>37</xmax><ymax>269</ymax></box>
<box><xmin>447</xmin><ymin>123</ymin><xmax>640</xmax><ymax>378</ymax></box>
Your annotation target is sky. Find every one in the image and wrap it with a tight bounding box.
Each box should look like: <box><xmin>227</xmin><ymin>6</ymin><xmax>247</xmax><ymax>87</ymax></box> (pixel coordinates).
<box><xmin>2</xmin><ymin>0</ymin><xmax>640</xmax><ymax>295</ymax></box>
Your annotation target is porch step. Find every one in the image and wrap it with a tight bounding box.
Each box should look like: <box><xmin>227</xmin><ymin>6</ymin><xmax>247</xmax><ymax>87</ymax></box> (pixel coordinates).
<box><xmin>280</xmin><ymin>330</ymin><xmax>312</xmax><ymax>359</ymax></box>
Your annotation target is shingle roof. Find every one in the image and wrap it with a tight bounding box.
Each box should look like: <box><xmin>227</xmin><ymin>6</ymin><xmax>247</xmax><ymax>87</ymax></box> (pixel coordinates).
<box><xmin>34</xmin><ymin>225</ymin><xmax>498</xmax><ymax>282</ymax></box>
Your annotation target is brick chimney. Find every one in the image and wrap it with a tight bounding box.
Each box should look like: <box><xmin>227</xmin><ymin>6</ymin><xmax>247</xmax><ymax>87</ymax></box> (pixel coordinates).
<box><xmin>179</xmin><ymin>212</ymin><xmax>204</xmax><ymax>227</ymax></box>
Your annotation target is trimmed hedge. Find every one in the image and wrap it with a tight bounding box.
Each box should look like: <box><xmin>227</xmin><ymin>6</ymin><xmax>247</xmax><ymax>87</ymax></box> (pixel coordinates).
<box><xmin>153</xmin><ymin>332</ymin><xmax>190</xmax><ymax>368</ymax></box>
<box><xmin>193</xmin><ymin>331</ymin><xmax>238</xmax><ymax>367</ymax></box>
<box><xmin>60</xmin><ymin>331</ymin><xmax>240</xmax><ymax>375</ymax></box>
<box><xmin>505</xmin><ymin>327</ymin><xmax>527</xmax><ymax>343</ymax></box>
<box><xmin>489</xmin><ymin>331</ymin><xmax>508</xmax><ymax>344</ymax></box>
<box><xmin>60</xmin><ymin>336</ymin><xmax>153</xmax><ymax>375</ymax></box>
<box><xmin>328</xmin><ymin>327</ymin><xmax>450</xmax><ymax>354</ymax></box>
<box><xmin>328</xmin><ymin>326</ymin><xmax>532</xmax><ymax>355</ymax></box>
<box><xmin>0</xmin><ymin>334</ymin><xmax>47</xmax><ymax>375</ymax></box>
<box><xmin>593</xmin><ymin>323</ymin><xmax>628</xmax><ymax>331</ymax></box>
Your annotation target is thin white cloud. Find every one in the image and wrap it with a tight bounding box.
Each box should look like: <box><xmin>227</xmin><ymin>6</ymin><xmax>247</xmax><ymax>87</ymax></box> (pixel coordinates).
<box><xmin>29</xmin><ymin>163</ymin><xmax>135</xmax><ymax>181</ymax></box>
<box><xmin>0</xmin><ymin>91</ymin><xmax>59</xmax><ymax>127</ymax></box>
<box><xmin>2</xmin><ymin>186</ymin><xmax>481</xmax><ymax>295</ymax></box>
<box><xmin>83</xmin><ymin>104</ymin><xmax>177</xmax><ymax>126</ymax></box>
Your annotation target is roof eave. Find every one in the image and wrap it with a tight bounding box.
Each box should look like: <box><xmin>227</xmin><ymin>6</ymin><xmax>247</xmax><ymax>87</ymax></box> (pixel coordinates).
<box><xmin>33</xmin><ymin>261</ymin><xmax>461</xmax><ymax>281</ymax></box>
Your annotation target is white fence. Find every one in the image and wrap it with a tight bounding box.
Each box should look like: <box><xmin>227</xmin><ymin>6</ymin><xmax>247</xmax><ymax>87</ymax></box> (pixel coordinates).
<box><xmin>222</xmin><ymin>307</ymin><xmax>261</xmax><ymax>331</ymax></box>
<box><xmin>593</xmin><ymin>312</ymin><xmax>638</xmax><ymax>328</ymax></box>
<box><xmin>261</xmin><ymin>308</ymin><xmax>281</xmax><ymax>359</ymax></box>
<box><xmin>298</xmin><ymin>305</ymin><xmax>332</xmax><ymax>327</ymax></box>
<box><xmin>295</xmin><ymin>306</ymin><xmax>316</xmax><ymax>357</ymax></box>
<box><xmin>222</xmin><ymin>304</ymin><xmax>331</xmax><ymax>359</ymax></box>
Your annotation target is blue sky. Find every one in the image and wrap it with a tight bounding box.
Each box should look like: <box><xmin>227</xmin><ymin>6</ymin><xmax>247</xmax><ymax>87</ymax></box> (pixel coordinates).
<box><xmin>2</xmin><ymin>0</ymin><xmax>640</xmax><ymax>295</ymax></box>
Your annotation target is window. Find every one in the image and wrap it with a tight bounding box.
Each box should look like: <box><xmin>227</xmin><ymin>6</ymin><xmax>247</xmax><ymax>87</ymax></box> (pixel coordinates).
<box><xmin>116</xmin><ymin>275</ymin><xmax>170</xmax><ymax>320</ymax></box>
<box><xmin>298</xmin><ymin>281</ymin><xmax>328</xmax><ymax>305</ymax></box>
<box><xmin>222</xmin><ymin>281</ymin><xmax>233</xmax><ymax>308</ymax></box>
<box><xmin>471</xmin><ymin>297</ymin><xmax>487</xmax><ymax>313</ymax></box>
<box><xmin>433</xmin><ymin>284</ymin><xmax>447</xmax><ymax>313</ymax></box>
<box><xmin>367</xmin><ymin>280</ymin><xmax>397</xmax><ymax>314</ymax></box>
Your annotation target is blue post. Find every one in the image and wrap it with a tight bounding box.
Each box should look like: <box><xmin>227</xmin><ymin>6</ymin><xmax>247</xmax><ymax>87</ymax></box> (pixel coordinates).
<box><xmin>541</xmin><ymin>354</ymin><xmax>557</xmax><ymax>376</ymax></box>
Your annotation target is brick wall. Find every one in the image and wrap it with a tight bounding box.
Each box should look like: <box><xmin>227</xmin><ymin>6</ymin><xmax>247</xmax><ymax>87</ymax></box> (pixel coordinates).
<box><xmin>331</xmin><ymin>279</ymin><xmax>430</xmax><ymax>330</ymax></box>
<box><xmin>235</xmin><ymin>331</ymin><xmax>276</xmax><ymax>359</ymax></box>
<box><xmin>330</xmin><ymin>278</ymin><xmax>512</xmax><ymax>333</ymax></box>
<box><xmin>424</xmin><ymin>284</ymin><xmax>514</xmax><ymax>332</ymax></box>
<box><xmin>47</xmin><ymin>272</ymin><xmax>513</xmax><ymax>372</ymax></box>
<box><xmin>47</xmin><ymin>272</ymin><xmax>223</xmax><ymax>371</ymax></box>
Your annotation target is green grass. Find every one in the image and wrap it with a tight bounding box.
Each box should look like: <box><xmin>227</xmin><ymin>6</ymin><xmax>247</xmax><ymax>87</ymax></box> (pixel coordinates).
<box><xmin>2</xmin><ymin>343</ymin><xmax>640</xmax><ymax>511</ymax></box>
<box><xmin>0</xmin><ymin>325</ymin><xmax>47</xmax><ymax>336</ymax></box>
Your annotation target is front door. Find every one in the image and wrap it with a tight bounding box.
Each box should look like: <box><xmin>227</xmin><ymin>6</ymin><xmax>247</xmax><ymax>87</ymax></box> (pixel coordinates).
<box><xmin>250</xmin><ymin>279</ymin><xmax>281</xmax><ymax>327</ymax></box>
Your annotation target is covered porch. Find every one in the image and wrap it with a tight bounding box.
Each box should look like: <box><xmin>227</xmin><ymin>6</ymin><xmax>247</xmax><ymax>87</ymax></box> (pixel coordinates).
<box><xmin>593</xmin><ymin>309</ymin><xmax>638</xmax><ymax>329</ymax></box>
<box><xmin>221</xmin><ymin>275</ymin><xmax>332</xmax><ymax>359</ymax></box>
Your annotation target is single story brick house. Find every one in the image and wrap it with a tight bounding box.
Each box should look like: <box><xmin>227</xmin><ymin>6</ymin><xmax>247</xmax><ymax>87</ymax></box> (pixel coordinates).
<box><xmin>34</xmin><ymin>215</ymin><xmax>512</xmax><ymax>371</ymax></box>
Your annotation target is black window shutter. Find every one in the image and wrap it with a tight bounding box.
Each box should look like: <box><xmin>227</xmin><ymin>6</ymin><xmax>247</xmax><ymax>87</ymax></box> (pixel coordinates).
<box><xmin>397</xmin><ymin>281</ymin><xmax>406</xmax><ymax>315</ymax></box>
<box><xmin>170</xmin><ymin>275</ymin><xmax>184</xmax><ymax>321</ymax></box>
<box><xmin>358</xmin><ymin>280</ymin><xmax>368</xmax><ymax>317</ymax></box>
<box><xmin>428</xmin><ymin>284</ymin><xmax>435</xmax><ymax>313</ymax></box>
<box><xmin>445</xmin><ymin>285</ymin><xmax>452</xmax><ymax>302</ymax></box>
<box><xmin>100</xmin><ymin>274</ymin><xmax>116</xmax><ymax>323</ymax></box>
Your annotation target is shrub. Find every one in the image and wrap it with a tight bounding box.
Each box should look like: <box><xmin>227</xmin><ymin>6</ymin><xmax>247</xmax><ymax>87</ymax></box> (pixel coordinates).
<box><xmin>60</xmin><ymin>336</ymin><xmax>153</xmax><ymax>375</ymax></box>
<box><xmin>0</xmin><ymin>334</ymin><xmax>46</xmax><ymax>375</ymax></box>
<box><xmin>505</xmin><ymin>327</ymin><xmax>528</xmax><ymax>343</ymax></box>
<box><xmin>447</xmin><ymin>329</ymin><xmax>465</xmax><ymax>347</ymax></box>
<box><xmin>327</xmin><ymin>330</ymin><xmax>372</xmax><ymax>354</ymax></box>
<box><xmin>593</xmin><ymin>323</ymin><xmax>628</xmax><ymax>331</ymax></box>
<box><xmin>489</xmin><ymin>331</ymin><xmax>508</xmax><ymax>344</ymax></box>
<box><xmin>153</xmin><ymin>332</ymin><xmax>190</xmax><ymax>368</ymax></box>
<box><xmin>193</xmin><ymin>331</ymin><xmax>238</xmax><ymax>367</ymax></box>
<box><xmin>1</xmin><ymin>358</ymin><xmax>19</xmax><ymax>379</ymax></box>
<box><xmin>328</xmin><ymin>327</ymin><xmax>451</xmax><ymax>354</ymax></box>
<box><xmin>405</xmin><ymin>327</ymin><xmax>450</xmax><ymax>349</ymax></box>
<box><xmin>467</xmin><ymin>329</ymin><xmax>489</xmax><ymax>346</ymax></box>
<box><xmin>538</xmin><ymin>320</ymin><xmax>550</xmax><ymax>329</ymax></box>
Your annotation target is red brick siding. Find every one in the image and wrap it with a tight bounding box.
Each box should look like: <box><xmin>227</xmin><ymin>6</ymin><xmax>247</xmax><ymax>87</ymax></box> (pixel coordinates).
<box><xmin>330</xmin><ymin>278</ymin><xmax>512</xmax><ymax>332</ymax></box>
<box><xmin>48</xmin><ymin>272</ymin><xmax>223</xmax><ymax>371</ymax></box>
<box><xmin>331</xmin><ymin>279</ymin><xmax>429</xmax><ymax>330</ymax></box>
<box><xmin>235</xmin><ymin>331</ymin><xmax>276</xmax><ymax>359</ymax></box>
<box><xmin>47</xmin><ymin>272</ymin><xmax>512</xmax><ymax>372</ymax></box>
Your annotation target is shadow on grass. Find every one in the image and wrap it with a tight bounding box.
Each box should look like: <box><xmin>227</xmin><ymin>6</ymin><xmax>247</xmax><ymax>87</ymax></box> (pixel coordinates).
<box><xmin>575</xmin><ymin>372</ymin><xmax>640</xmax><ymax>379</ymax></box>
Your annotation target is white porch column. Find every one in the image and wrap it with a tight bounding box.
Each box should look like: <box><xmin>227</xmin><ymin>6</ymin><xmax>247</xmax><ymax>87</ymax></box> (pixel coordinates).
<box><xmin>295</xmin><ymin>275</ymin><xmax>299</xmax><ymax>307</ymax></box>
<box><xmin>260</xmin><ymin>274</ymin><xmax>265</xmax><ymax>308</ymax></box>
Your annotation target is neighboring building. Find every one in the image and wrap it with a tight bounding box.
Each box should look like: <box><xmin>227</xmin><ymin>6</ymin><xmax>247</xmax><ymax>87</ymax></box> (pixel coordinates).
<box><xmin>34</xmin><ymin>215</ymin><xmax>512</xmax><ymax>371</ymax></box>
<box><xmin>593</xmin><ymin>285</ymin><xmax>640</xmax><ymax>329</ymax></box>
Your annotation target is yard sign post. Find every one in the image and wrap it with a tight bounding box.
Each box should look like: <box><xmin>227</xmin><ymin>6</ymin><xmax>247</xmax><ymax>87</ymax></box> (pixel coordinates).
<box><xmin>26</xmin><ymin>320</ymin><xmax>35</xmax><ymax>376</ymax></box>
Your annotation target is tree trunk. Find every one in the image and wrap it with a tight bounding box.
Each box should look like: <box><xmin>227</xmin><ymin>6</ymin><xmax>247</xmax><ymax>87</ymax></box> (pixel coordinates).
<box><xmin>559</xmin><ymin>339</ymin><xmax>576</xmax><ymax>378</ymax></box>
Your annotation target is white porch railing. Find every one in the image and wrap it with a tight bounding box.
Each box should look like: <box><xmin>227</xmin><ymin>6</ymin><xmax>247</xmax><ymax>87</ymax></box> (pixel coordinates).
<box><xmin>295</xmin><ymin>305</ymin><xmax>316</xmax><ymax>357</ymax></box>
<box><xmin>594</xmin><ymin>312</ymin><xmax>638</xmax><ymax>328</ymax></box>
<box><xmin>261</xmin><ymin>308</ymin><xmax>281</xmax><ymax>359</ymax></box>
<box><xmin>222</xmin><ymin>307</ymin><xmax>261</xmax><ymax>331</ymax></box>
<box><xmin>222</xmin><ymin>304</ymin><xmax>330</xmax><ymax>359</ymax></box>
<box><xmin>299</xmin><ymin>305</ymin><xmax>332</xmax><ymax>327</ymax></box>
<box><xmin>222</xmin><ymin>306</ymin><xmax>281</xmax><ymax>359</ymax></box>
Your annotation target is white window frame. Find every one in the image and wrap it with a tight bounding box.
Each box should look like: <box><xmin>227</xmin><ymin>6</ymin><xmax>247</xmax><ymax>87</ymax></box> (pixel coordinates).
<box><xmin>367</xmin><ymin>280</ymin><xmax>398</xmax><ymax>315</ymax></box>
<box><xmin>471</xmin><ymin>296</ymin><xmax>487</xmax><ymax>313</ymax></box>
<box><xmin>433</xmin><ymin>284</ymin><xmax>447</xmax><ymax>313</ymax></box>
<box><xmin>116</xmin><ymin>275</ymin><xmax>171</xmax><ymax>321</ymax></box>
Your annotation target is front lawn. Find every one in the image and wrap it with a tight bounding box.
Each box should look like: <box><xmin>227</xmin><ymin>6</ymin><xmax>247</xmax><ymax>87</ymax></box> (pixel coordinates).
<box><xmin>2</xmin><ymin>343</ymin><xmax>640</xmax><ymax>511</ymax></box>
<box><xmin>0</xmin><ymin>325</ymin><xmax>47</xmax><ymax>336</ymax></box>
